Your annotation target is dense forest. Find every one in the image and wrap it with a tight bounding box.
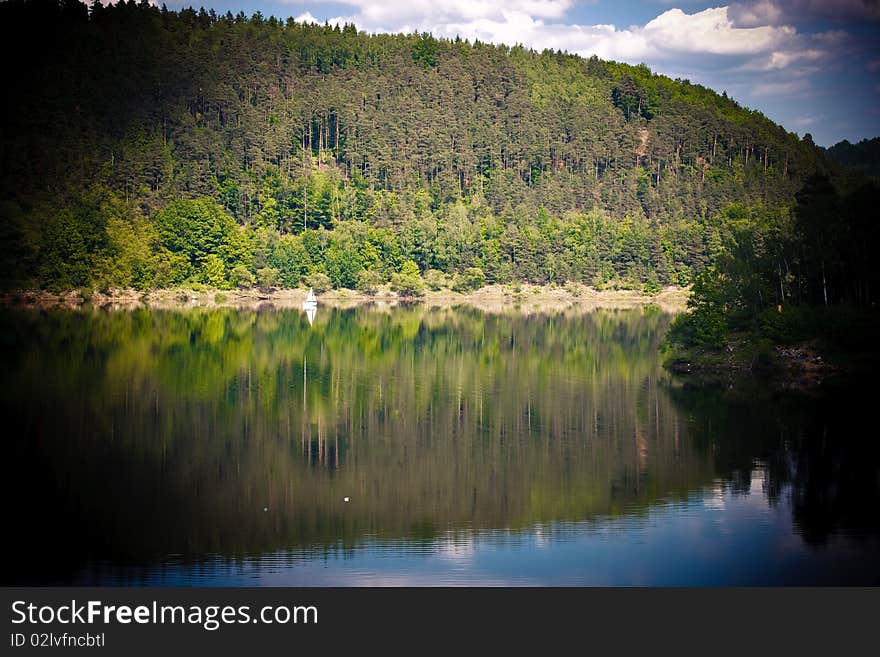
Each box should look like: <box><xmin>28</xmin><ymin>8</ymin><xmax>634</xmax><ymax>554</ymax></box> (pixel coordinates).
<box><xmin>825</xmin><ymin>138</ymin><xmax>880</xmax><ymax>180</ymax></box>
<box><xmin>0</xmin><ymin>0</ymin><xmax>860</xmax><ymax>294</ymax></box>
<box><xmin>666</xmin><ymin>172</ymin><xmax>880</xmax><ymax>364</ymax></box>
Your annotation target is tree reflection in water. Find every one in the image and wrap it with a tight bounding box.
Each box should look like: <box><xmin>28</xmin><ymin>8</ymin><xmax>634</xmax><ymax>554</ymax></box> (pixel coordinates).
<box><xmin>2</xmin><ymin>305</ymin><xmax>877</xmax><ymax>584</ymax></box>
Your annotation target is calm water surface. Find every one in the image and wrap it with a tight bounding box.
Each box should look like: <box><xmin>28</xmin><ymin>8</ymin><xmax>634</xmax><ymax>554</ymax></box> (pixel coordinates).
<box><xmin>3</xmin><ymin>304</ymin><xmax>878</xmax><ymax>585</ymax></box>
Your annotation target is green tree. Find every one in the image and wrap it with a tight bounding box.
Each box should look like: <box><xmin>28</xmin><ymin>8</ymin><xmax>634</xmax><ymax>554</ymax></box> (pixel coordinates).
<box><xmin>269</xmin><ymin>235</ymin><xmax>311</xmax><ymax>287</ymax></box>
<box><xmin>391</xmin><ymin>260</ymin><xmax>425</xmax><ymax>297</ymax></box>
<box><xmin>667</xmin><ymin>269</ymin><xmax>727</xmax><ymax>348</ymax></box>
<box><xmin>424</xmin><ymin>269</ymin><xmax>447</xmax><ymax>290</ymax></box>
<box><xmin>305</xmin><ymin>272</ymin><xmax>332</xmax><ymax>293</ymax></box>
<box><xmin>453</xmin><ymin>267</ymin><xmax>486</xmax><ymax>292</ymax></box>
<box><xmin>355</xmin><ymin>269</ymin><xmax>383</xmax><ymax>295</ymax></box>
<box><xmin>257</xmin><ymin>267</ymin><xmax>281</xmax><ymax>290</ymax></box>
<box><xmin>203</xmin><ymin>254</ymin><xmax>229</xmax><ymax>288</ymax></box>
<box><xmin>230</xmin><ymin>264</ymin><xmax>256</xmax><ymax>289</ymax></box>
<box><xmin>154</xmin><ymin>198</ymin><xmax>241</xmax><ymax>283</ymax></box>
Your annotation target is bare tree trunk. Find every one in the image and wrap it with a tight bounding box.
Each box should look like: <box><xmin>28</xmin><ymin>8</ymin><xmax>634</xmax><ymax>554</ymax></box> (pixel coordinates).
<box><xmin>822</xmin><ymin>260</ymin><xmax>828</xmax><ymax>306</ymax></box>
<box><xmin>778</xmin><ymin>263</ymin><xmax>785</xmax><ymax>302</ymax></box>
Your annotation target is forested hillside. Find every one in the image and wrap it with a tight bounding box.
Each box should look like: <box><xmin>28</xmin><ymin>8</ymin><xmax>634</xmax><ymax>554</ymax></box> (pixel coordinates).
<box><xmin>0</xmin><ymin>0</ymin><xmax>844</xmax><ymax>292</ymax></box>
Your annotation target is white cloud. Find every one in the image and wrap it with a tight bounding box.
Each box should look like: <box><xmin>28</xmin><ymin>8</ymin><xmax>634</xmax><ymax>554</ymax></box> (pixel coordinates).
<box><xmin>294</xmin><ymin>11</ymin><xmax>320</xmax><ymax>24</ymax></box>
<box><xmin>728</xmin><ymin>0</ymin><xmax>785</xmax><ymax>27</ymax></box>
<box><xmin>740</xmin><ymin>48</ymin><xmax>825</xmax><ymax>70</ymax></box>
<box><xmin>97</xmin><ymin>0</ymin><xmax>159</xmax><ymax>5</ymax></box>
<box><xmin>729</xmin><ymin>0</ymin><xmax>880</xmax><ymax>26</ymax></box>
<box><xmin>641</xmin><ymin>7</ymin><xmax>794</xmax><ymax>55</ymax></box>
<box><xmin>791</xmin><ymin>114</ymin><xmax>822</xmax><ymax>126</ymax></box>
<box><xmin>286</xmin><ymin>0</ymin><xmax>576</xmax><ymax>29</ymax></box>
<box><xmin>752</xmin><ymin>78</ymin><xmax>810</xmax><ymax>95</ymax></box>
<box><xmin>429</xmin><ymin>13</ymin><xmax>654</xmax><ymax>62</ymax></box>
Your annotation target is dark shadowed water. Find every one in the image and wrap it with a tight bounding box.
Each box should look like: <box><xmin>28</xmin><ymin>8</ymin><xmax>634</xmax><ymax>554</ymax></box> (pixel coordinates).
<box><xmin>2</xmin><ymin>304</ymin><xmax>878</xmax><ymax>585</ymax></box>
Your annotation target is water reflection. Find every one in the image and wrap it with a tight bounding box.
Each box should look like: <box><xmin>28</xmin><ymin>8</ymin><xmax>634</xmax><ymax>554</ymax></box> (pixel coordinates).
<box><xmin>1</xmin><ymin>305</ymin><xmax>878</xmax><ymax>585</ymax></box>
<box><xmin>668</xmin><ymin>379</ymin><xmax>880</xmax><ymax>547</ymax></box>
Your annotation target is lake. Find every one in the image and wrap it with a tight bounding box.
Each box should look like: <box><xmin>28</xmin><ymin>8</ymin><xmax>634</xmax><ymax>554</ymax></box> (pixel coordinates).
<box><xmin>3</xmin><ymin>303</ymin><xmax>879</xmax><ymax>585</ymax></box>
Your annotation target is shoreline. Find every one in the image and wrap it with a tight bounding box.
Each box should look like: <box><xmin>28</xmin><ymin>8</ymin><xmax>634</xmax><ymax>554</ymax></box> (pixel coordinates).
<box><xmin>661</xmin><ymin>333</ymin><xmax>874</xmax><ymax>393</ymax></box>
<box><xmin>6</xmin><ymin>284</ymin><xmax>876</xmax><ymax>392</ymax></box>
<box><xmin>0</xmin><ymin>284</ymin><xmax>690</xmax><ymax>314</ymax></box>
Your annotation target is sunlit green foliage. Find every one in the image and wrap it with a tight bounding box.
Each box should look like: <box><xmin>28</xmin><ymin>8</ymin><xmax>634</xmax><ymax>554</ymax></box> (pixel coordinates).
<box><xmin>453</xmin><ymin>267</ymin><xmax>486</xmax><ymax>292</ymax></box>
<box><xmin>257</xmin><ymin>267</ymin><xmax>281</xmax><ymax>290</ymax></box>
<box><xmin>355</xmin><ymin>269</ymin><xmax>383</xmax><ymax>295</ymax></box>
<box><xmin>269</xmin><ymin>235</ymin><xmax>312</xmax><ymax>287</ymax></box>
<box><xmin>391</xmin><ymin>260</ymin><xmax>425</xmax><ymax>297</ymax></box>
<box><xmin>667</xmin><ymin>269</ymin><xmax>727</xmax><ymax>348</ymax></box>
<box><xmin>305</xmin><ymin>271</ymin><xmax>332</xmax><ymax>293</ymax></box>
<box><xmin>423</xmin><ymin>269</ymin><xmax>447</xmax><ymax>290</ymax></box>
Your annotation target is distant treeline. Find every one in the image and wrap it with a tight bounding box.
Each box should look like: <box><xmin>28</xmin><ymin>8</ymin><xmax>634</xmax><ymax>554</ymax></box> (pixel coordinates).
<box><xmin>825</xmin><ymin>138</ymin><xmax>880</xmax><ymax>180</ymax></box>
<box><xmin>0</xmin><ymin>0</ymin><xmax>861</xmax><ymax>292</ymax></box>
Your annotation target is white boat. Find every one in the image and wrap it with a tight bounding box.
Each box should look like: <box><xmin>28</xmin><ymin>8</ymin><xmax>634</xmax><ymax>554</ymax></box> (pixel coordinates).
<box><xmin>302</xmin><ymin>287</ymin><xmax>317</xmax><ymax>310</ymax></box>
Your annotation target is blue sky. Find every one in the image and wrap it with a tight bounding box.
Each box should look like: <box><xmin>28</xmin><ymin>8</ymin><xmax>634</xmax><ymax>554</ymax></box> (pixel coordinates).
<box><xmin>157</xmin><ymin>1</ymin><xmax>880</xmax><ymax>146</ymax></box>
